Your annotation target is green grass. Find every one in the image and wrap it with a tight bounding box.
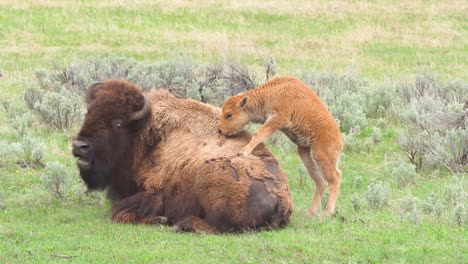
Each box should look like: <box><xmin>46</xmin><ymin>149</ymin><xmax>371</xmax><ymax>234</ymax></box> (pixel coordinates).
<box><xmin>0</xmin><ymin>1</ymin><xmax>467</xmax><ymax>263</ymax></box>
<box><xmin>1</xmin><ymin>149</ymin><xmax>466</xmax><ymax>263</ymax></box>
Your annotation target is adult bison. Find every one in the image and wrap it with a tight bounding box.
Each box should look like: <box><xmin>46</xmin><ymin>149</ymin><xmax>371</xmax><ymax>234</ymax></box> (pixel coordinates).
<box><xmin>72</xmin><ymin>79</ymin><xmax>293</xmax><ymax>233</ymax></box>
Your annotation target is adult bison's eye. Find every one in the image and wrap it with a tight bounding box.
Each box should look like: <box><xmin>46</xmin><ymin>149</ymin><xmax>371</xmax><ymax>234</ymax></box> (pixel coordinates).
<box><xmin>112</xmin><ymin>119</ymin><xmax>124</xmax><ymax>129</ymax></box>
<box><xmin>225</xmin><ymin>113</ymin><xmax>232</xmax><ymax>119</ymax></box>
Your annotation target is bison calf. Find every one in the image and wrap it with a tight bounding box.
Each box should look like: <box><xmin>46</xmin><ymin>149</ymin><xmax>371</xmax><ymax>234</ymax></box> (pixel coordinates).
<box><xmin>218</xmin><ymin>76</ymin><xmax>343</xmax><ymax>215</ymax></box>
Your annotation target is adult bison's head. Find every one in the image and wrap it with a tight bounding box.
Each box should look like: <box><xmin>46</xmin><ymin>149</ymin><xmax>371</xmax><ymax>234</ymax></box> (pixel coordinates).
<box><xmin>72</xmin><ymin>79</ymin><xmax>150</xmax><ymax>191</ymax></box>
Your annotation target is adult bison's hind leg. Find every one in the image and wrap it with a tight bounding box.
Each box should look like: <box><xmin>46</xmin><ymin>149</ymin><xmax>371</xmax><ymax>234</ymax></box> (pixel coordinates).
<box><xmin>111</xmin><ymin>191</ymin><xmax>166</xmax><ymax>225</ymax></box>
<box><xmin>173</xmin><ymin>216</ymin><xmax>218</xmax><ymax>234</ymax></box>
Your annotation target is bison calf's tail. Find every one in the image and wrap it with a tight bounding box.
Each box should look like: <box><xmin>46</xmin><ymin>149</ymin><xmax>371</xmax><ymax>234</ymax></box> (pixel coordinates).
<box><xmin>111</xmin><ymin>192</ymin><xmax>166</xmax><ymax>225</ymax></box>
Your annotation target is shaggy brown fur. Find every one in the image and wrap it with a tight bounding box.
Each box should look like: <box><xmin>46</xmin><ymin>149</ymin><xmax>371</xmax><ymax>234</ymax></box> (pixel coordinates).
<box><xmin>72</xmin><ymin>79</ymin><xmax>292</xmax><ymax>233</ymax></box>
<box><xmin>218</xmin><ymin>76</ymin><xmax>343</xmax><ymax>215</ymax></box>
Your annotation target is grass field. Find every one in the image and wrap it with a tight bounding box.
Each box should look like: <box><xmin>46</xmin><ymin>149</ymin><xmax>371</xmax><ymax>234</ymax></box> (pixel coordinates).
<box><xmin>0</xmin><ymin>1</ymin><xmax>467</xmax><ymax>263</ymax></box>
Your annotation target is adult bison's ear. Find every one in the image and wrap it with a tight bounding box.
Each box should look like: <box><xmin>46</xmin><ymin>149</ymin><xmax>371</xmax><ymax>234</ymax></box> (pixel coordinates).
<box><xmin>239</xmin><ymin>96</ymin><xmax>248</xmax><ymax>108</ymax></box>
<box><xmin>86</xmin><ymin>82</ymin><xmax>104</xmax><ymax>104</ymax></box>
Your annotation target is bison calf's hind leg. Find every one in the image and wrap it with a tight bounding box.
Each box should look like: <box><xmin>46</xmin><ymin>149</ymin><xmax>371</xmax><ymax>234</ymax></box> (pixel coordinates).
<box><xmin>111</xmin><ymin>191</ymin><xmax>165</xmax><ymax>225</ymax></box>
<box><xmin>313</xmin><ymin>149</ymin><xmax>342</xmax><ymax>215</ymax></box>
<box><xmin>297</xmin><ymin>146</ymin><xmax>327</xmax><ymax>216</ymax></box>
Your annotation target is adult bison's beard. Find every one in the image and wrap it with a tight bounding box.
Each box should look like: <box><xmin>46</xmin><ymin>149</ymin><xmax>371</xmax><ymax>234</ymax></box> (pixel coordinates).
<box><xmin>78</xmin><ymin>165</ymin><xmax>109</xmax><ymax>191</ymax></box>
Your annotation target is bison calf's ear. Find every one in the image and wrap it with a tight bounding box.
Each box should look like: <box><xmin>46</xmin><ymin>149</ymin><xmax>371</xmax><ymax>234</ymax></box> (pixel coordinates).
<box><xmin>239</xmin><ymin>96</ymin><xmax>248</xmax><ymax>108</ymax></box>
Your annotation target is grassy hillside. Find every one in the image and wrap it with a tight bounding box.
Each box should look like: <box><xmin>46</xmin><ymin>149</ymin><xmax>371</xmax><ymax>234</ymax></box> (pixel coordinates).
<box><xmin>0</xmin><ymin>1</ymin><xmax>467</xmax><ymax>263</ymax></box>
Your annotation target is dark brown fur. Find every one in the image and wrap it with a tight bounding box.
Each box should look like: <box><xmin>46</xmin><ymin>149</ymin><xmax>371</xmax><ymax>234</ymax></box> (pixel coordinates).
<box><xmin>72</xmin><ymin>79</ymin><xmax>293</xmax><ymax>233</ymax></box>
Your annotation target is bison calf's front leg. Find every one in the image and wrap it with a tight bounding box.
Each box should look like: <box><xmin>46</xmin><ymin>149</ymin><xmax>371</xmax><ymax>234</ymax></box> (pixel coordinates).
<box><xmin>239</xmin><ymin>115</ymin><xmax>284</xmax><ymax>156</ymax></box>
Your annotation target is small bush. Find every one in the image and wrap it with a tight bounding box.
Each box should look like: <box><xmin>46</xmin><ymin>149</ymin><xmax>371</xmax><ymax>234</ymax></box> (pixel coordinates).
<box><xmin>301</xmin><ymin>71</ymin><xmax>368</xmax><ymax>133</ymax></box>
<box><xmin>11</xmin><ymin>135</ymin><xmax>46</xmax><ymax>167</ymax></box>
<box><xmin>24</xmin><ymin>86</ymin><xmax>85</xmax><ymax>131</ymax></box>
<box><xmin>376</xmin><ymin>118</ymin><xmax>387</xmax><ymax>129</ymax></box>
<box><xmin>454</xmin><ymin>203</ymin><xmax>467</xmax><ymax>226</ymax></box>
<box><xmin>24</xmin><ymin>56</ymin><xmax>261</xmax><ymax>129</ymax></box>
<box><xmin>11</xmin><ymin>112</ymin><xmax>33</xmax><ymax>137</ymax></box>
<box><xmin>399</xmin><ymin>196</ymin><xmax>421</xmax><ymax>224</ymax></box>
<box><xmin>365</xmin><ymin>182</ymin><xmax>390</xmax><ymax>210</ymax></box>
<box><xmin>1</xmin><ymin>100</ymin><xmax>33</xmax><ymax>137</ymax></box>
<box><xmin>41</xmin><ymin>161</ymin><xmax>72</xmax><ymax>199</ymax></box>
<box><xmin>424</xmin><ymin>128</ymin><xmax>467</xmax><ymax>173</ymax></box>
<box><xmin>151</xmin><ymin>58</ymin><xmax>197</xmax><ymax>99</ymax></box>
<box><xmin>0</xmin><ymin>139</ymin><xmax>12</xmax><ymax>166</ymax></box>
<box><xmin>222</xmin><ymin>60</ymin><xmax>257</xmax><ymax>95</ymax></box>
<box><xmin>398</xmin><ymin>73</ymin><xmax>467</xmax><ymax>172</ymax></box>
<box><xmin>343</xmin><ymin>133</ymin><xmax>373</xmax><ymax>153</ymax></box>
<box><xmin>353</xmin><ymin>176</ymin><xmax>364</xmax><ymax>189</ymax></box>
<box><xmin>422</xmin><ymin>193</ymin><xmax>444</xmax><ymax>218</ymax></box>
<box><xmin>263</xmin><ymin>57</ymin><xmax>279</xmax><ymax>81</ymax></box>
<box><xmin>0</xmin><ymin>195</ymin><xmax>5</xmax><ymax>210</ymax></box>
<box><xmin>364</xmin><ymin>81</ymin><xmax>400</xmax><ymax>119</ymax></box>
<box><xmin>444</xmin><ymin>178</ymin><xmax>467</xmax><ymax>207</ymax></box>
<box><xmin>343</xmin><ymin>132</ymin><xmax>358</xmax><ymax>152</ymax></box>
<box><xmin>2</xmin><ymin>99</ymin><xmax>29</xmax><ymax>120</ymax></box>
<box><xmin>351</xmin><ymin>193</ymin><xmax>362</xmax><ymax>212</ymax></box>
<box><xmin>371</xmin><ymin>127</ymin><xmax>382</xmax><ymax>145</ymax></box>
<box><xmin>197</xmin><ymin>59</ymin><xmax>257</xmax><ymax>105</ymax></box>
<box><xmin>398</xmin><ymin>130</ymin><xmax>426</xmax><ymax>171</ymax></box>
<box><xmin>392</xmin><ymin>162</ymin><xmax>417</xmax><ymax>188</ymax></box>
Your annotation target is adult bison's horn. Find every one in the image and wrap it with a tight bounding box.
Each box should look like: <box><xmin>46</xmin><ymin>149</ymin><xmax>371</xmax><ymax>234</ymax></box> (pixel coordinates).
<box><xmin>129</xmin><ymin>95</ymin><xmax>150</xmax><ymax>120</ymax></box>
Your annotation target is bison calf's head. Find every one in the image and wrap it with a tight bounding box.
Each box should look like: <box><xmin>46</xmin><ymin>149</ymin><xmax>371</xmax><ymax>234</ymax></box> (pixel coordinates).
<box><xmin>218</xmin><ymin>94</ymin><xmax>250</xmax><ymax>137</ymax></box>
<box><xmin>72</xmin><ymin>80</ymin><xmax>151</xmax><ymax>191</ymax></box>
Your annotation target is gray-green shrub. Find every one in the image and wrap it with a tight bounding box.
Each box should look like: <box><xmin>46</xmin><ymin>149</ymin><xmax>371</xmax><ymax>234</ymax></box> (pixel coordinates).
<box><xmin>263</xmin><ymin>57</ymin><xmax>279</xmax><ymax>81</ymax></box>
<box><xmin>365</xmin><ymin>182</ymin><xmax>390</xmax><ymax>210</ymax></box>
<box><xmin>0</xmin><ymin>139</ymin><xmax>11</xmax><ymax>166</ymax></box>
<box><xmin>24</xmin><ymin>56</ymin><xmax>261</xmax><ymax>130</ymax></box>
<box><xmin>398</xmin><ymin>130</ymin><xmax>426</xmax><ymax>171</ymax></box>
<box><xmin>10</xmin><ymin>112</ymin><xmax>33</xmax><ymax>137</ymax></box>
<box><xmin>343</xmin><ymin>132</ymin><xmax>373</xmax><ymax>153</ymax></box>
<box><xmin>398</xmin><ymin>73</ymin><xmax>467</xmax><ymax>172</ymax></box>
<box><xmin>364</xmin><ymin>81</ymin><xmax>400</xmax><ymax>119</ymax></box>
<box><xmin>1</xmin><ymin>100</ymin><xmax>33</xmax><ymax>137</ymax></box>
<box><xmin>444</xmin><ymin>178</ymin><xmax>467</xmax><ymax>207</ymax></box>
<box><xmin>301</xmin><ymin>71</ymin><xmax>368</xmax><ymax>133</ymax></box>
<box><xmin>353</xmin><ymin>176</ymin><xmax>364</xmax><ymax>189</ymax></box>
<box><xmin>2</xmin><ymin>99</ymin><xmax>29</xmax><ymax>120</ymax></box>
<box><xmin>422</xmin><ymin>193</ymin><xmax>444</xmax><ymax>218</ymax></box>
<box><xmin>376</xmin><ymin>118</ymin><xmax>387</xmax><ymax>129</ymax></box>
<box><xmin>24</xmin><ymin>87</ymin><xmax>85</xmax><ymax>130</ymax></box>
<box><xmin>0</xmin><ymin>195</ymin><xmax>5</xmax><ymax>210</ymax></box>
<box><xmin>392</xmin><ymin>162</ymin><xmax>417</xmax><ymax>188</ymax></box>
<box><xmin>454</xmin><ymin>203</ymin><xmax>467</xmax><ymax>226</ymax></box>
<box><xmin>399</xmin><ymin>196</ymin><xmax>421</xmax><ymax>224</ymax></box>
<box><xmin>371</xmin><ymin>127</ymin><xmax>382</xmax><ymax>145</ymax></box>
<box><xmin>11</xmin><ymin>135</ymin><xmax>46</xmax><ymax>167</ymax></box>
<box><xmin>41</xmin><ymin>161</ymin><xmax>72</xmax><ymax>199</ymax></box>
<box><xmin>351</xmin><ymin>193</ymin><xmax>362</xmax><ymax>212</ymax></box>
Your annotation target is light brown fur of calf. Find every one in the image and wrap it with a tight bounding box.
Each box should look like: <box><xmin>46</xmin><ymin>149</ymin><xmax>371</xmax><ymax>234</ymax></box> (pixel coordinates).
<box><xmin>218</xmin><ymin>76</ymin><xmax>343</xmax><ymax>215</ymax></box>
